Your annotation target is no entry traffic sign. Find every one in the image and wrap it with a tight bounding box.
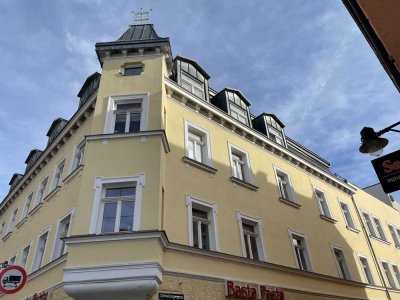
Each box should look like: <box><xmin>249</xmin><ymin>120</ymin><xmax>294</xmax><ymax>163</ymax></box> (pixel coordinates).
<box><xmin>0</xmin><ymin>265</ymin><xmax>27</xmax><ymax>294</ymax></box>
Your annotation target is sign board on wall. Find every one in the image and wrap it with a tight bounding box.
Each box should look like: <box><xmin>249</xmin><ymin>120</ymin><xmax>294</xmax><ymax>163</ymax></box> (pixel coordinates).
<box><xmin>0</xmin><ymin>265</ymin><xmax>27</xmax><ymax>294</ymax></box>
<box><xmin>372</xmin><ymin>149</ymin><xmax>400</xmax><ymax>193</ymax></box>
<box><xmin>159</xmin><ymin>292</ymin><xmax>184</xmax><ymax>299</ymax></box>
<box><xmin>225</xmin><ymin>280</ymin><xmax>284</xmax><ymax>300</ymax></box>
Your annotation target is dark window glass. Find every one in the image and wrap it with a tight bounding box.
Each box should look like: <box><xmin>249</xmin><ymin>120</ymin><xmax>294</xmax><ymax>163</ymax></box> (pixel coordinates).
<box><xmin>129</xmin><ymin>113</ymin><xmax>141</xmax><ymax>132</ymax></box>
<box><xmin>124</xmin><ymin>66</ymin><xmax>143</xmax><ymax>76</ymax></box>
<box><xmin>101</xmin><ymin>202</ymin><xmax>117</xmax><ymax>233</ymax></box>
<box><xmin>114</xmin><ymin>114</ymin><xmax>126</xmax><ymax>133</ymax></box>
<box><xmin>201</xmin><ymin>223</ymin><xmax>210</xmax><ymax>250</ymax></box>
<box><xmin>120</xmin><ymin>201</ymin><xmax>135</xmax><ymax>231</ymax></box>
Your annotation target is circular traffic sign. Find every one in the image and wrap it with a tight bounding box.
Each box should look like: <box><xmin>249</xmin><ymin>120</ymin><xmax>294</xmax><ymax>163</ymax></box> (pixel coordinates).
<box><xmin>0</xmin><ymin>265</ymin><xmax>27</xmax><ymax>294</ymax></box>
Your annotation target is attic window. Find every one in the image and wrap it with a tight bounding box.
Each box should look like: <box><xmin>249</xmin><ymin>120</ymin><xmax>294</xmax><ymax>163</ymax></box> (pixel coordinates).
<box><xmin>120</xmin><ymin>64</ymin><xmax>144</xmax><ymax>76</ymax></box>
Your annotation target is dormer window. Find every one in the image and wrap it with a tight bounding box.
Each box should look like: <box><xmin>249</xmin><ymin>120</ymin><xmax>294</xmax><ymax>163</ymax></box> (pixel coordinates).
<box><xmin>252</xmin><ymin>113</ymin><xmax>286</xmax><ymax>147</ymax></box>
<box><xmin>174</xmin><ymin>56</ymin><xmax>210</xmax><ymax>101</ymax></box>
<box><xmin>211</xmin><ymin>88</ymin><xmax>251</xmax><ymax>126</ymax></box>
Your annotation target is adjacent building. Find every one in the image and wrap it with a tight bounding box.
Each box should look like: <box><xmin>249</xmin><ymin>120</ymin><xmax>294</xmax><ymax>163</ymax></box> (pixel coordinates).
<box><xmin>2</xmin><ymin>22</ymin><xmax>400</xmax><ymax>300</ymax></box>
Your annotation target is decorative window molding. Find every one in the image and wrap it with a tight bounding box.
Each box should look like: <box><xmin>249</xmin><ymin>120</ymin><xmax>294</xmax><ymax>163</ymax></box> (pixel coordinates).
<box><xmin>119</xmin><ymin>63</ymin><xmax>144</xmax><ymax>76</ymax></box>
<box><xmin>313</xmin><ymin>186</ymin><xmax>333</xmax><ymax>220</ymax></box>
<box><xmin>104</xmin><ymin>94</ymin><xmax>149</xmax><ymax>134</ymax></box>
<box><xmin>0</xmin><ymin>221</ymin><xmax>5</xmax><ymax>238</ymax></box>
<box><xmin>34</xmin><ymin>176</ymin><xmax>49</xmax><ymax>207</ymax></box>
<box><xmin>273</xmin><ymin>166</ymin><xmax>297</xmax><ymax>205</ymax></box>
<box><xmin>388</xmin><ymin>223</ymin><xmax>400</xmax><ymax>247</ymax></box>
<box><xmin>391</xmin><ymin>264</ymin><xmax>400</xmax><ymax>287</ymax></box>
<box><xmin>20</xmin><ymin>242</ymin><xmax>32</xmax><ymax>269</ymax></box>
<box><xmin>228</xmin><ymin>143</ymin><xmax>254</xmax><ymax>185</ymax></box>
<box><xmin>6</xmin><ymin>208</ymin><xmax>18</xmax><ymax>234</ymax></box>
<box><xmin>288</xmin><ymin>230</ymin><xmax>312</xmax><ymax>271</ymax></box>
<box><xmin>89</xmin><ymin>175</ymin><xmax>145</xmax><ymax>234</ymax></box>
<box><xmin>362</xmin><ymin>211</ymin><xmax>388</xmax><ymax>243</ymax></box>
<box><xmin>69</xmin><ymin>138</ymin><xmax>86</xmax><ymax>174</ymax></box>
<box><xmin>8</xmin><ymin>253</ymin><xmax>17</xmax><ymax>265</ymax></box>
<box><xmin>31</xmin><ymin>227</ymin><xmax>51</xmax><ymax>273</ymax></box>
<box><xmin>186</xmin><ymin>195</ymin><xmax>219</xmax><ymax>251</ymax></box>
<box><xmin>357</xmin><ymin>254</ymin><xmax>375</xmax><ymax>285</ymax></box>
<box><xmin>338</xmin><ymin>199</ymin><xmax>357</xmax><ymax>232</ymax></box>
<box><xmin>381</xmin><ymin>260</ymin><xmax>397</xmax><ymax>288</ymax></box>
<box><xmin>51</xmin><ymin>209</ymin><xmax>74</xmax><ymax>261</ymax></box>
<box><xmin>51</xmin><ymin>158</ymin><xmax>66</xmax><ymax>191</ymax></box>
<box><xmin>21</xmin><ymin>193</ymin><xmax>34</xmax><ymax>221</ymax></box>
<box><xmin>184</xmin><ymin>120</ymin><xmax>213</xmax><ymax>168</ymax></box>
<box><xmin>330</xmin><ymin>245</ymin><xmax>351</xmax><ymax>280</ymax></box>
<box><xmin>236</xmin><ymin>212</ymin><xmax>266</xmax><ymax>261</ymax></box>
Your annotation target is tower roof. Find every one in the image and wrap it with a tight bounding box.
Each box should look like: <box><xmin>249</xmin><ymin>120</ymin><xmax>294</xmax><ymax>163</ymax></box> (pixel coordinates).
<box><xmin>116</xmin><ymin>24</ymin><xmax>161</xmax><ymax>41</ymax></box>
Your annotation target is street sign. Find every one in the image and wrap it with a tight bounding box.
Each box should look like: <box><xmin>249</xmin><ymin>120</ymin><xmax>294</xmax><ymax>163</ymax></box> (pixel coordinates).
<box><xmin>372</xmin><ymin>149</ymin><xmax>400</xmax><ymax>193</ymax></box>
<box><xmin>0</xmin><ymin>265</ymin><xmax>27</xmax><ymax>294</ymax></box>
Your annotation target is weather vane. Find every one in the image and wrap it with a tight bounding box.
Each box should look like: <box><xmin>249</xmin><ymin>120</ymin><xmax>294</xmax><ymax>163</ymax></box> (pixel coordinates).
<box><xmin>132</xmin><ymin>8</ymin><xmax>152</xmax><ymax>23</ymax></box>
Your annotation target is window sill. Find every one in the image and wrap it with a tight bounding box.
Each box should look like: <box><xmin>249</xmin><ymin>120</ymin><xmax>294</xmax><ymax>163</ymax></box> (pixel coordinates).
<box><xmin>182</xmin><ymin>156</ymin><xmax>217</xmax><ymax>174</ymax></box>
<box><xmin>2</xmin><ymin>231</ymin><xmax>12</xmax><ymax>241</ymax></box>
<box><xmin>28</xmin><ymin>202</ymin><xmax>43</xmax><ymax>217</ymax></box>
<box><xmin>279</xmin><ymin>197</ymin><xmax>301</xmax><ymax>209</ymax></box>
<box><xmin>346</xmin><ymin>226</ymin><xmax>360</xmax><ymax>233</ymax></box>
<box><xmin>369</xmin><ymin>235</ymin><xmax>390</xmax><ymax>245</ymax></box>
<box><xmin>43</xmin><ymin>186</ymin><xmax>61</xmax><ymax>202</ymax></box>
<box><xmin>63</xmin><ymin>165</ymin><xmax>84</xmax><ymax>184</ymax></box>
<box><xmin>320</xmin><ymin>214</ymin><xmax>337</xmax><ymax>223</ymax></box>
<box><xmin>230</xmin><ymin>177</ymin><xmax>259</xmax><ymax>191</ymax></box>
<box><xmin>15</xmin><ymin>217</ymin><xmax>28</xmax><ymax>229</ymax></box>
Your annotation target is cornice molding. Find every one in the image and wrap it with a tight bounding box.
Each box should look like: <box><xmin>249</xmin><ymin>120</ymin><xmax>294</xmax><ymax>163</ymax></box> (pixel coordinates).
<box><xmin>164</xmin><ymin>78</ymin><xmax>356</xmax><ymax>196</ymax></box>
<box><xmin>0</xmin><ymin>93</ymin><xmax>97</xmax><ymax>216</ymax></box>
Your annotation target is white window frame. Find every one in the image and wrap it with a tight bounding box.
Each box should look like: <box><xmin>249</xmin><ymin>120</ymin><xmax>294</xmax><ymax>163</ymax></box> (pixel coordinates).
<box><xmin>186</xmin><ymin>195</ymin><xmax>219</xmax><ymax>251</ymax></box>
<box><xmin>313</xmin><ymin>186</ymin><xmax>333</xmax><ymax>219</ymax></box>
<box><xmin>21</xmin><ymin>193</ymin><xmax>34</xmax><ymax>220</ymax></box>
<box><xmin>357</xmin><ymin>254</ymin><xmax>375</xmax><ymax>285</ymax></box>
<box><xmin>184</xmin><ymin>120</ymin><xmax>212</xmax><ymax>166</ymax></box>
<box><xmin>288</xmin><ymin>230</ymin><xmax>313</xmax><ymax>271</ymax></box>
<box><xmin>228</xmin><ymin>143</ymin><xmax>253</xmax><ymax>183</ymax></box>
<box><xmin>273</xmin><ymin>166</ymin><xmax>296</xmax><ymax>203</ymax></box>
<box><xmin>104</xmin><ymin>93</ymin><xmax>149</xmax><ymax>134</ymax></box>
<box><xmin>381</xmin><ymin>260</ymin><xmax>396</xmax><ymax>288</ymax></box>
<box><xmin>181</xmin><ymin>72</ymin><xmax>205</xmax><ymax>99</ymax></box>
<box><xmin>330</xmin><ymin>245</ymin><xmax>351</xmax><ymax>280</ymax></box>
<box><xmin>8</xmin><ymin>253</ymin><xmax>17</xmax><ymax>265</ymax></box>
<box><xmin>19</xmin><ymin>242</ymin><xmax>32</xmax><ymax>269</ymax></box>
<box><xmin>34</xmin><ymin>176</ymin><xmax>49</xmax><ymax>206</ymax></box>
<box><xmin>0</xmin><ymin>221</ymin><xmax>5</xmax><ymax>237</ymax></box>
<box><xmin>229</xmin><ymin>104</ymin><xmax>248</xmax><ymax>125</ymax></box>
<box><xmin>236</xmin><ymin>212</ymin><xmax>266</xmax><ymax>261</ymax></box>
<box><xmin>387</xmin><ymin>223</ymin><xmax>400</xmax><ymax>247</ymax></box>
<box><xmin>51</xmin><ymin>158</ymin><xmax>66</xmax><ymax>190</ymax></box>
<box><xmin>372</xmin><ymin>216</ymin><xmax>387</xmax><ymax>241</ymax></box>
<box><xmin>89</xmin><ymin>175</ymin><xmax>145</xmax><ymax>234</ymax></box>
<box><xmin>7</xmin><ymin>208</ymin><xmax>18</xmax><ymax>233</ymax></box>
<box><xmin>362</xmin><ymin>212</ymin><xmax>377</xmax><ymax>237</ymax></box>
<box><xmin>69</xmin><ymin>138</ymin><xmax>86</xmax><ymax>173</ymax></box>
<box><xmin>391</xmin><ymin>264</ymin><xmax>400</xmax><ymax>286</ymax></box>
<box><xmin>338</xmin><ymin>199</ymin><xmax>357</xmax><ymax>230</ymax></box>
<box><xmin>51</xmin><ymin>209</ymin><xmax>74</xmax><ymax>261</ymax></box>
<box><xmin>31</xmin><ymin>227</ymin><xmax>51</xmax><ymax>273</ymax></box>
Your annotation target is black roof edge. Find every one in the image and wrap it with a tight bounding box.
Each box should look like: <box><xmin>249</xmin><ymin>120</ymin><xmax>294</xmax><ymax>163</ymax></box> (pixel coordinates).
<box><xmin>24</xmin><ymin>149</ymin><xmax>43</xmax><ymax>164</ymax></box>
<box><xmin>362</xmin><ymin>182</ymin><xmax>384</xmax><ymax>190</ymax></box>
<box><xmin>253</xmin><ymin>113</ymin><xmax>285</xmax><ymax>128</ymax></box>
<box><xmin>9</xmin><ymin>173</ymin><xmax>23</xmax><ymax>186</ymax></box>
<box><xmin>343</xmin><ymin>0</ymin><xmax>400</xmax><ymax>93</ymax></box>
<box><xmin>286</xmin><ymin>137</ymin><xmax>330</xmax><ymax>166</ymax></box>
<box><xmin>213</xmin><ymin>87</ymin><xmax>251</xmax><ymax>106</ymax></box>
<box><xmin>174</xmin><ymin>55</ymin><xmax>211</xmax><ymax>80</ymax></box>
<box><xmin>46</xmin><ymin>118</ymin><xmax>69</xmax><ymax>137</ymax></box>
<box><xmin>77</xmin><ymin>72</ymin><xmax>101</xmax><ymax>98</ymax></box>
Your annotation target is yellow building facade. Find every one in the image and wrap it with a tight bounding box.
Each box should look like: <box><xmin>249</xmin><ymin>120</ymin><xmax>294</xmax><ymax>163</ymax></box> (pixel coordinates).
<box><xmin>1</xmin><ymin>23</ymin><xmax>400</xmax><ymax>300</ymax></box>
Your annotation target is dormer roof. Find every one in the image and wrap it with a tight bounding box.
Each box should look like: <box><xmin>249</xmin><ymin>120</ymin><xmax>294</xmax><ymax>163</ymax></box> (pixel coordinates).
<box><xmin>77</xmin><ymin>72</ymin><xmax>101</xmax><ymax>98</ymax></box>
<box><xmin>213</xmin><ymin>88</ymin><xmax>251</xmax><ymax>106</ymax></box>
<box><xmin>174</xmin><ymin>55</ymin><xmax>211</xmax><ymax>80</ymax></box>
<box><xmin>46</xmin><ymin>118</ymin><xmax>68</xmax><ymax>137</ymax></box>
<box><xmin>253</xmin><ymin>113</ymin><xmax>285</xmax><ymax>128</ymax></box>
<box><xmin>25</xmin><ymin>149</ymin><xmax>43</xmax><ymax>164</ymax></box>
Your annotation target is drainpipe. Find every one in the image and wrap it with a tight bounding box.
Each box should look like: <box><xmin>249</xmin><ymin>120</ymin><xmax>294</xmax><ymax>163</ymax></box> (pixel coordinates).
<box><xmin>351</xmin><ymin>195</ymin><xmax>391</xmax><ymax>300</ymax></box>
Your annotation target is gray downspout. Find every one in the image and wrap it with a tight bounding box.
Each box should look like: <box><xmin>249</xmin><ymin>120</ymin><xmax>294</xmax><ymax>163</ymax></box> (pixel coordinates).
<box><xmin>351</xmin><ymin>195</ymin><xmax>391</xmax><ymax>300</ymax></box>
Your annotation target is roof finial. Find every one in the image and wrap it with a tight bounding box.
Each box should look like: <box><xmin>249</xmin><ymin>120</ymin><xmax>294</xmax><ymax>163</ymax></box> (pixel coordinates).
<box><xmin>132</xmin><ymin>8</ymin><xmax>152</xmax><ymax>23</ymax></box>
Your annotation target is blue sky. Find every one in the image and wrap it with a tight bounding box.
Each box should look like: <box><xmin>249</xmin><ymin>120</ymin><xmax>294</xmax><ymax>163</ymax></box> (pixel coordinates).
<box><xmin>0</xmin><ymin>0</ymin><xmax>399</xmax><ymax>201</ymax></box>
